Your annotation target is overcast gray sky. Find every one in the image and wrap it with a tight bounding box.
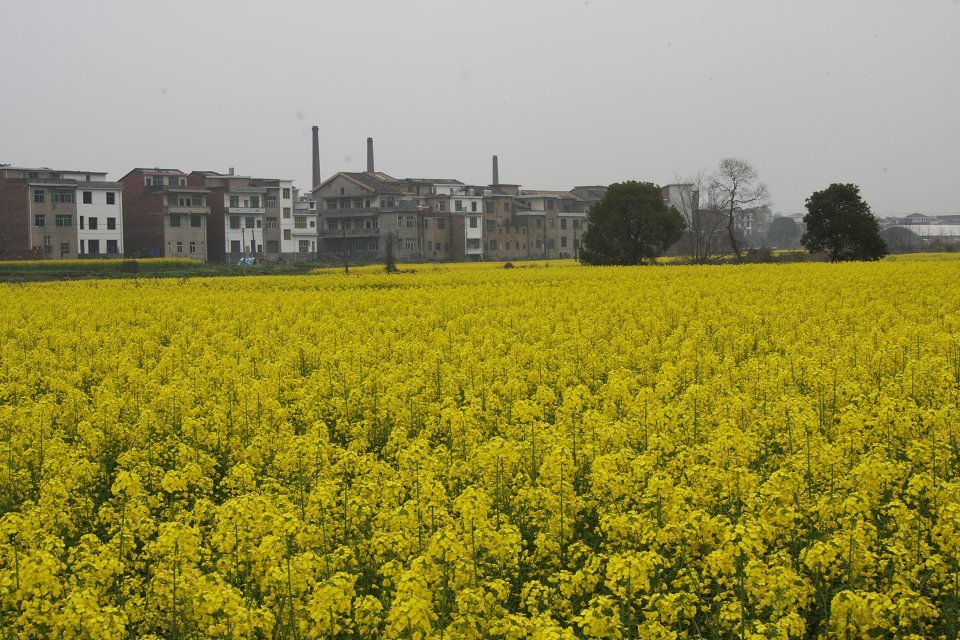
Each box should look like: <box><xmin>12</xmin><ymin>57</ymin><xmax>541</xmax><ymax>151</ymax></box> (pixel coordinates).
<box><xmin>2</xmin><ymin>0</ymin><xmax>958</xmax><ymax>214</ymax></box>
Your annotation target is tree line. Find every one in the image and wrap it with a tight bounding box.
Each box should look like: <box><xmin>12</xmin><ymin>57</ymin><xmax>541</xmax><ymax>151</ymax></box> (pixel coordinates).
<box><xmin>580</xmin><ymin>159</ymin><xmax>887</xmax><ymax>265</ymax></box>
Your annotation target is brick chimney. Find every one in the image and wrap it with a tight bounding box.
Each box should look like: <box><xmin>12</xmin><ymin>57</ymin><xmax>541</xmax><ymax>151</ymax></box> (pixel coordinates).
<box><xmin>312</xmin><ymin>126</ymin><xmax>321</xmax><ymax>189</ymax></box>
<box><xmin>492</xmin><ymin>155</ymin><xmax>499</xmax><ymax>186</ymax></box>
<box><xmin>367</xmin><ymin>137</ymin><xmax>375</xmax><ymax>173</ymax></box>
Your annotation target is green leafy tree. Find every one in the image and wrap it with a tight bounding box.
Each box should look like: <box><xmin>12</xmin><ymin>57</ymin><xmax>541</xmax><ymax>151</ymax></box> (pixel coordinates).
<box><xmin>580</xmin><ymin>181</ymin><xmax>686</xmax><ymax>265</ymax></box>
<box><xmin>766</xmin><ymin>216</ymin><xmax>801</xmax><ymax>249</ymax></box>
<box><xmin>801</xmin><ymin>183</ymin><xmax>887</xmax><ymax>261</ymax></box>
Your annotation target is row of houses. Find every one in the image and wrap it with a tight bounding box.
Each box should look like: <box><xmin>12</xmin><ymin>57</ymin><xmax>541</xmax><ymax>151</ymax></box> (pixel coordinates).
<box><xmin>0</xmin><ymin>148</ymin><xmax>606</xmax><ymax>263</ymax></box>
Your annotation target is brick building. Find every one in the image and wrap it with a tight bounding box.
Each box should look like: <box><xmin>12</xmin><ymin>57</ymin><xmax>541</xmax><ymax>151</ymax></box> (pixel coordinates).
<box><xmin>120</xmin><ymin>168</ymin><xmax>211</xmax><ymax>260</ymax></box>
<box><xmin>0</xmin><ymin>165</ymin><xmax>123</xmax><ymax>259</ymax></box>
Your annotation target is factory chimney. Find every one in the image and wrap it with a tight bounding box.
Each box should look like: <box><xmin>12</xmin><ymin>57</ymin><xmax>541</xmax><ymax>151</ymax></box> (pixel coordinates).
<box><xmin>312</xmin><ymin>126</ymin><xmax>321</xmax><ymax>189</ymax></box>
<box><xmin>366</xmin><ymin>137</ymin><xmax>375</xmax><ymax>173</ymax></box>
<box><xmin>492</xmin><ymin>155</ymin><xmax>499</xmax><ymax>186</ymax></box>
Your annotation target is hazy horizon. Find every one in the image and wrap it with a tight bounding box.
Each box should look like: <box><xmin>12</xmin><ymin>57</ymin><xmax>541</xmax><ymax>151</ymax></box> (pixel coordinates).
<box><xmin>2</xmin><ymin>0</ymin><xmax>958</xmax><ymax>215</ymax></box>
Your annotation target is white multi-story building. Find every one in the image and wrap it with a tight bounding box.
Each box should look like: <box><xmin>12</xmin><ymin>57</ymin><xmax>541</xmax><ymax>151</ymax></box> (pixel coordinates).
<box><xmin>76</xmin><ymin>181</ymin><xmax>123</xmax><ymax>256</ymax></box>
<box><xmin>290</xmin><ymin>188</ymin><xmax>318</xmax><ymax>256</ymax></box>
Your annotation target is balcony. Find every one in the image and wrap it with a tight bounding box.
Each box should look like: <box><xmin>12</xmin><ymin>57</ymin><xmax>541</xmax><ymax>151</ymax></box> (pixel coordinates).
<box><xmin>318</xmin><ymin>227</ymin><xmax>379</xmax><ymax>238</ymax></box>
<box><xmin>227</xmin><ymin>207</ymin><xmax>266</xmax><ymax>214</ymax></box>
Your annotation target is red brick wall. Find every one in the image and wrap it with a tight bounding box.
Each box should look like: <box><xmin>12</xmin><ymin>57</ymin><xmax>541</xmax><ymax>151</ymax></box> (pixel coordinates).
<box><xmin>121</xmin><ymin>171</ymin><xmax>166</xmax><ymax>257</ymax></box>
<box><xmin>0</xmin><ymin>174</ymin><xmax>30</xmax><ymax>259</ymax></box>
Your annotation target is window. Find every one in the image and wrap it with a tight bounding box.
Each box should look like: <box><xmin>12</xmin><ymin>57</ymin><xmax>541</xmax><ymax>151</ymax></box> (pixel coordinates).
<box><xmin>283</xmin><ymin>207</ymin><xmax>291</xmax><ymax>218</ymax></box>
<box><xmin>28</xmin><ymin>171</ymin><xmax>39</xmax><ymax>179</ymax></box>
<box><xmin>33</xmin><ymin>190</ymin><xmax>44</xmax><ymax>203</ymax></box>
<box><xmin>486</xmin><ymin>220</ymin><xmax>496</xmax><ymax>232</ymax></box>
<box><xmin>354</xmin><ymin>199</ymin><xmax>363</xmax><ymax>209</ymax></box>
<box><xmin>170</xmin><ymin>214</ymin><xmax>181</xmax><ymax>227</ymax></box>
<box><xmin>560</xmin><ymin>218</ymin><xmax>567</xmax><ymax>230</ymax></box>
<box><xmin>256</xmin><ymin>219</ymin><xmax>262</xmax><ymax>228</ymax></box>
<box><xmin>548</xmin><ymin>219</ymin><xmax>555</xmax><ymax>229</ymax></box>
<box><xmin>309</xmin><ymin>220</ymin><xmax>316</xmax><ymax>228</ymax></box>
<box><xmin>106</xmin><ymin>192</ymin><xmax>116</xmax><ymax>205</ymax></box>
<box><xmin>354</xmin><ymin>219</ymin><xmax>364</xmax><ymax>230</ymax></box>
<box><xmin>176</xmin><ymin>241</ymin><xmax>183</xmax><ymax>254</ymax></box>
<box><xmin>43</xmin><ymin>236</ymin><xmax>52</xmax><ymax>254</ymax></box>
<box><xmin>55</xmin><ymin>214</ymin><xmax>72</xmax><ymax>227</ymax></box>
<box><xmin>294</xmin><ymin>216</ymin><xmax>307</xmax><ymax>229</ymax></box>
<box><xmin>106</xmin><ymin>240</ymin><xmax>118</xmax><ymax>254</ymax></box>
<box><xmin>88</xmin><ymin>217</ymin><xmax>98</xmax><ymax>230</ymax></box>
<box><xmin>266</xmin><ymin>240</ymin><xmax>279</xmax><ymax>253</ymax></box>
<box><xmin>327</xmin><ymin>219</ymin><xmax>337</xmax><ymax>230</ymax></box>
<box><xmin>561</xmin><ymin>236</ymin><xmax>567</xmax><ymax>248</ymax></box>
<box><xmin>245</xmin><ymin>217</ymin><xmax>254</xmax><ymax>229</ymax></box>
<box><xmin>88</xmin><ymin>239</ymin><xmax>100</xmax><ymax>254</ymax></box>
<box><xmin>191</xmin><ymin>196</ymin><xmax>203</xmax><ymax>206</ymax></box>
<box><xmin>231</xmin><ymin>240</ymin><xmax>241</xmax><ymax>253</ymax></box>
<box><xmin>438</xmin><ymin>200</ymin><xmax>446</xmax><ymax>212</ymax></box>
<box><xmin>230</xmin><ymin>217</ymin><xmax>240</xmax><ymax>229</ymax></box>
<box><xmin>250</xmin><ymin>196</ymin><xmax>260</xmax><ymax>208</ymax></box>
<box><xmin>34</xmin><ymin>214</ymin><xmax>45</xmax><ymax>227</ymax></box>
<box><xmin>266</xmin><ymin>197</ymin><xmax>277</xmax><ymax>208</ymax></box>
<box><xmin>489</xmin><ymin>239</ymin><xmax>498</xmax><ymax>250</ymax></box>
<box><xmin>80</xmin><ymin>216</ymin><xmax>84</xmax><ymax>229</ymax></box>
<box><xmin>282</xmin><ymin>188</ymin><xmax>291</xmax><ymax>199</ymax></box>
<box><xmin>548</xmin><ymin>239</ymin><xmax>555</xmax><ymax>249</ymax></box>
<box><xmin>485</xmin><ymin>201</ymin><xmax>495</xmax><ymax>214</ymax></box>
<box><xmin>471</xmin><ymin>201</ymin><xmax>478</xmax><ymax>212</ymax></box>
<box><xmin>469</xmin><ymin>216</ymin><xmax>478</xmax><ymax>228</ymax></box>
<box><xmin>107</xmin><ymin>217</ymin><xmax>116</xmax><ymax>230</ymax></box>
<box><xmin>191</xmin><ymin>215</ymin><xmax>202</xmax><ymax>228</ymax></box>
<box><xmin>536</xmin><ymin>219</ymin><xmax>542</xmax><ymax>228</ymax></box>
<box><xmin>60</xmin><ymin>242</ymin><xmax>70</xmax><ymax>255</ymax></box>
<box><xmin>178</xmin><ymin>178</ymin><xmax>186</xmax><ymax>186</ymax></box>
<box><xmin>82</xmin><ymin>191</ymin><xmax>92</xmax><ymax>204</ymax></box>
<box><xmin>467</xmin><ymin>238</ymin><xmax>481</xmax><ymax>249</ymax></box>
<box><xmin>436</xmin><ymin>218</ymin><xmax>446</xmax><ymax>230</ymax></box>
<box><xmin>406</xmin><ymin>216</ymin><xmax>415</xmax><ymax>228</ymax></box>
<box><xmin>266</xmin><ymin>217</ymin><xmax>278</xmax><ymax>229</ymax></box>
<box><xmin>52</xmin><ymin>190</ymin><xmax>74</xmax><ymax>203</ymax></box>
<box><xmin>455</xmin><ymin>200</ymin><xmax>463</xmax><ymax>212</ymax></box>
<box><xmin>189</xmin><ymin>241</ymin><xmax>196</xmax><ymax>253</ymax></box>
<box><xmin>573</xmin><ymin>219</ymin><xmax>582</xmax><ymax>230</ymax></box>
<box><xmin>230</xmin><ymin>195</ymin><xmax>239</xmax><ymax>208</ymax></box>
<box><xmin>298</xmin><ymin>239</ymin><xmax>311</xmax><ymax>252</ymax></box>
<box><xmin>326</xmin><ymin>199</ymin><xmax>337</xmax><ymax>210</ymax></box>
<box><xmin>283</xmin><ymin>229</ymin><xmax>292</xmax><ymax>240</ymax></box>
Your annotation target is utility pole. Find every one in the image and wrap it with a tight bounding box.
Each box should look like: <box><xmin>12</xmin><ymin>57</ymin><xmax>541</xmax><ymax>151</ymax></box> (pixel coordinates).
<box><xmin>342</xmin><ymin>222</ymin><xmax>349</xmax><ymax>274</ymax></box>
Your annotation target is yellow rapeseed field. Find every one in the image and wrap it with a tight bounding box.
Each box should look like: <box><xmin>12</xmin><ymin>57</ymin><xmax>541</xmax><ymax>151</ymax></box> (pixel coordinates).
<box><xmin>1</xmin><ymin>257</ymin><xmax>959</xmax><ymax>639</ymax></box>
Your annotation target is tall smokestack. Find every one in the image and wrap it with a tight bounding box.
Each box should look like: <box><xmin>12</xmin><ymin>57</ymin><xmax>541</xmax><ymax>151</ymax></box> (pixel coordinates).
<box><xmin>312</xmin><ymin>126</ymin><xmax>321</xmax><ymax>189</ymax></box>
<box><xmin>492</xmin><ymin>155</ymin><xmax>499</xmax><ymax>186</ymax></box>
<box><xmin>366</xmin><ymin>137</ymin><xmax>375</xmax><ymax>173</ymax></box>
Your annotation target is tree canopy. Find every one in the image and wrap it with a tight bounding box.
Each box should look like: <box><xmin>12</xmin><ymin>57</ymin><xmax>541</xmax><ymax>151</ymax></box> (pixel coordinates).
<box><xmin>766</xmin><ymin>216</ymin><xmax>801</xmax><ymax>249</ymax></box>
<box><xmin>580</xmin><ymin>181</ymin><xmax>686</xmax><ymax>265</ymax></box>
<box><xmin>801</xmin><ymin>183</ymin><xmax>887</xmax><ymax>261</ymax></box>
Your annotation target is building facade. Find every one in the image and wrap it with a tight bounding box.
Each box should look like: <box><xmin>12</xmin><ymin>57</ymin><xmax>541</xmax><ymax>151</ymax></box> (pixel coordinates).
<box><xmin>0</xmin><ymin>165</ymin><xmax>123</xmax><ymax>259</ymax></box>
<box><xmin>120</xmin><ymin>168</ymin><xmax>210</xmax><ymax>260</ymax></box>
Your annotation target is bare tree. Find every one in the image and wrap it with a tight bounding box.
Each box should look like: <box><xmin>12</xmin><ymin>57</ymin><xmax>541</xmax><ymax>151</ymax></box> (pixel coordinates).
<box><xmin>669</xmin><ymin>171</ymin><xmax>727</xmax><ymax>263</ymax></box>
<box><xmin>710</xmin><ymin>158</ymin><xmax>769</xmax><ymax>262</ymax></box>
